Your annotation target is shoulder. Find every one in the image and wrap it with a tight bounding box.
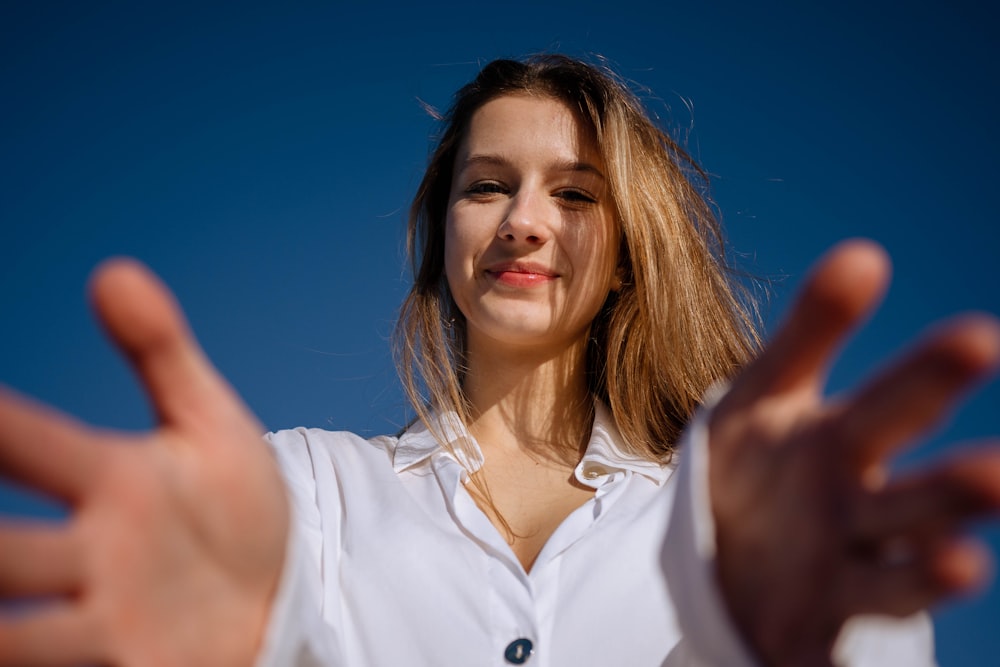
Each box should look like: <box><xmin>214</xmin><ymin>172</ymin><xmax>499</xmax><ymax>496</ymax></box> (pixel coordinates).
<box><xmin>265</xmin><ymin>427</ymin><xmax>400</xmax><ymax>484</ymax></box>
<box><xmin>265</xmin><ymin>426</ymin><xmax>395</xmax><ymax>452</ymax></box>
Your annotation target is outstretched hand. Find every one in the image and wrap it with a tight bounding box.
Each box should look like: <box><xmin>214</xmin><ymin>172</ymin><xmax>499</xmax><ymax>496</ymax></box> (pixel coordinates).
<box><xmin>0</xmin><ymin>260</ymin><xmax>289</xmax><ymax>666</ymax></box>
<box><xmin>2</xmin><ymin>245</ymin><xmax>997</xmax><ymax>667</ymax></box>
<box><xmin>709</xmin><ymin>240</ymin><xmax>1000</xmax><ymax>666</ymax></box>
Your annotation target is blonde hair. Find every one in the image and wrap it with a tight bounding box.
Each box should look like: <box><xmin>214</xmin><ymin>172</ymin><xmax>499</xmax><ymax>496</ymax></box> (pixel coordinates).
<box><xmin>395</xmin><ymin>54</ymin><xmax>760</xmax><ymax>463</ymax></box>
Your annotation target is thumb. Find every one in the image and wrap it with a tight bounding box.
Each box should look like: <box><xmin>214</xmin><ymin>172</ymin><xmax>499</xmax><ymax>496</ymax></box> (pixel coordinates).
<box><xmin>89</xmin><ymin>258</ymin><xmax>256</xmax><ymax>435</ymax></box>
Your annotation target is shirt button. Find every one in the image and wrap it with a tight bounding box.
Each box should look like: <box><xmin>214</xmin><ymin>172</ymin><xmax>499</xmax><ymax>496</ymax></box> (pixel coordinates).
<box><xmin>504</xmin><ymin>637</ymin><xmax>534</xmax><ymax>664</ymax></box>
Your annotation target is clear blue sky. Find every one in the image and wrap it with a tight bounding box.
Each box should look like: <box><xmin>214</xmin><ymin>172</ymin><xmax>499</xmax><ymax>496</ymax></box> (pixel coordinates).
<box><xmin>1</xmin><ymin>1</ymin><xmax>997</xmax><ymax>662</ymax></box>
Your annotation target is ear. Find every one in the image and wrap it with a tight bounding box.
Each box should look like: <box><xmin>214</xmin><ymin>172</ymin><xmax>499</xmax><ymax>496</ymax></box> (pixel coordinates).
<box><xmin>610</xmin><ymin>266</ymin><xmax>626</xmax><ymax>292</ymax></box>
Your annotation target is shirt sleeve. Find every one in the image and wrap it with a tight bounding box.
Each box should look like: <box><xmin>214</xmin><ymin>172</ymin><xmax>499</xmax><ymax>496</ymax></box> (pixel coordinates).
<box><xmin>253</xmin><ymin>430</ymin><xmax>345</xmax><ymax>667</ymax></box>
<box><xmin>662</xmin><ymin>387</ymin><xmax>762</xmax><ymax>667</ymax></box>
<box><xmin>662</xmin><ymin>388</ymin><xmax>937</xmax><ymax>667</ymax></box>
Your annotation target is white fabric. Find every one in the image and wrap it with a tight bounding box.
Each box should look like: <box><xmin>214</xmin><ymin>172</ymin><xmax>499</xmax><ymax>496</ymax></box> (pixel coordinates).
<box><xmin>254</xmin><ymin>401</ymin><xmax>935</xmax><ymax>666</ymax></box>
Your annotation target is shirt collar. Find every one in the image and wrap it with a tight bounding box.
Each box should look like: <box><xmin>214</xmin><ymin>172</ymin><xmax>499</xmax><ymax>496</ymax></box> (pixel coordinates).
<box><xmin>391</xmin><ymin>401</ymin><xmax>672</xmax><ymax>485</ymax></box>
<box><xmin>391</xmin><ymin>411</ymin><xmax>483</xmax><ymax>474</ymax></box>
<box><xmin>577</xmin><ymin>402</ymin><xmax>673</xmax><ymax>486</ymax></box>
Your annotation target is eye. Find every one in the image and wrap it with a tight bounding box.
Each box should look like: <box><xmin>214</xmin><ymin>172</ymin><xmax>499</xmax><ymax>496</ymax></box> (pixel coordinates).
<box><xmin>556</xmin><ymin>189</ymin><xmax>598</xmax><ymax>205</ymax></box>
<box><xmin>465</xmin><ymin>181</ymin><xmax>508</xmax><ymax>197</ymax></box>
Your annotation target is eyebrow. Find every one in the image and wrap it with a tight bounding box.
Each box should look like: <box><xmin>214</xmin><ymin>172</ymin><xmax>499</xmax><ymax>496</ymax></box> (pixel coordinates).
<box><xmin>460</xmin><ymin>154</ymin><xmax>606</xmax><ymax>180</ymax></box>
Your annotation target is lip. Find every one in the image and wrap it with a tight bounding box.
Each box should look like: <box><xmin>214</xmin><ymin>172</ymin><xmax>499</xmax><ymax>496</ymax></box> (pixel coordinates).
<box><xmin>484</xmin><ymin>261</ymin><xmax>559</xmax><ymax>287</ymax></box>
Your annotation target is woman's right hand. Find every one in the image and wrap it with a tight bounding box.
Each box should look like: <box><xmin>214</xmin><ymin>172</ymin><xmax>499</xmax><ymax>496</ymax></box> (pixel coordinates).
<box><xmin>708</xmin><ymin>240</ymin><xmax>1000</xmax><ymax>666</ymax></box>
<box><xmin>0</xmin><ymin>259</ymin><xmax>289</xmax><ymax>666</ymax></box>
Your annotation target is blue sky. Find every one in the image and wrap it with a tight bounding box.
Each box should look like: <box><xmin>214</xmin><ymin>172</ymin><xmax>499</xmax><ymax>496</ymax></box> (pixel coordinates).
<box><xmin>1</xmin><ymin>1</ymin><xmax>997</xmax><ymax>662</ymax></box>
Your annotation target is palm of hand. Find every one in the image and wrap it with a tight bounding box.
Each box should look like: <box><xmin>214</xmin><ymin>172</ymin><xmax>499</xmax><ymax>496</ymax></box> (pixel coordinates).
<box><xmin>709</xmin><ymin>242</ymin><xmax>1000</xmax><ymax>666</ymax></box>
<box><xmin>0</xmin><ymin>261</ymin><xmax>289</xmax><ymax>666</ymax></box>
<box><xmin>2</xmin><ymin>244</ymin><xmax>998</xmax><ymax>667</ymax></box>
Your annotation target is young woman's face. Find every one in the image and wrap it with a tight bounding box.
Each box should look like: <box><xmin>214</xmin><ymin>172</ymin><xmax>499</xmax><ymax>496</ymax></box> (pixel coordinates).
<box><xmin>445</xmin><ymin>94</ymin><xmax>619</xmax><ymax>355</ymax></box>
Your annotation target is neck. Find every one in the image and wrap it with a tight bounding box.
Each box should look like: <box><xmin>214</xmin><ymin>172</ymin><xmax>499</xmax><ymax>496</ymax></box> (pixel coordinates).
<box><xmin>462</xmin><ymin>333</ymin><xmax>595</xmax><ymax>468</ymax></box>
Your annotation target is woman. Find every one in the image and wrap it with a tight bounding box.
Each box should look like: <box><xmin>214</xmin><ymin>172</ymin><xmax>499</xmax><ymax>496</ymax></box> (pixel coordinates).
<box><xmin>0</xmin><ymin>54</ymin><xmax>997</xmax><ymax>666</ymax></box>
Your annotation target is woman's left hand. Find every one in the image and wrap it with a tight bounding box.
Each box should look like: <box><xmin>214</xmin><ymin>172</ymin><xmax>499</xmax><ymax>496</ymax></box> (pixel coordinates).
<box><xmin>708</xmin><ymin>240</ymin><xmax>1000</xmax><ymax>667</ymax></box>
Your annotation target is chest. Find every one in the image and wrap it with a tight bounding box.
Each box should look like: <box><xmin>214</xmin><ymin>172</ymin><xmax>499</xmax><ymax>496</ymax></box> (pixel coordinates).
<box><xmin>471</xmin><ymin>457</ymin><xmax>598</xmax><ymax>572</ymax></box>
<box><xmin>330</xmin><ymin>462</ymin><xmax>681</xmax><ymax>666</ymax></box>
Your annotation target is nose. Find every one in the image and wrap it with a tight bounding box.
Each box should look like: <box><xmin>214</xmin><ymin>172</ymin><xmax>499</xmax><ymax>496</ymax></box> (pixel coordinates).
<box><xmin>497</xmin><ymin>189</ymin><xmax>551</xmax><ymax>244</ymax></box>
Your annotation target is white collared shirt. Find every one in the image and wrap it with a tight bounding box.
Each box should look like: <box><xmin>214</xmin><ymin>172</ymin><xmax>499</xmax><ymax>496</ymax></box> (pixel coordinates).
<box><xmin>254</xmin><ymin>402</ymin><xmax>935</xmax><ymax>666</ymax></box>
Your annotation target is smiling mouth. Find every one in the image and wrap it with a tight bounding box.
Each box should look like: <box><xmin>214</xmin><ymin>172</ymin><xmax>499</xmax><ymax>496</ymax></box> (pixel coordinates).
<box><xmin>485</xmin><ymin>263</ymin><xmax>558</xmax><ymax>287</ymax></box>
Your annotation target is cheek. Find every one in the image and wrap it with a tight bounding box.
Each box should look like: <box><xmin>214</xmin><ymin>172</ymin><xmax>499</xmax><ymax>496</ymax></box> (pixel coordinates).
<box><xmin>444</xmin><ymin>208</ymin><xmax>482</xmax><ymax>274</ymax></box>
<box><xmin>443</xmin><ymin>214</ymin><xmax>459</xmax><ymax>274</ymax></box>
<box><xmin>566</xmin><ymin>219</ymin><xmax>619</xmax><ymax>288</ymax></box>
<box><xmin>443</xmin><ymin>212</ymin><xmax>472</xmax><ymax>296</ymax></box>
<box><xmin>593</xmin><ymin>214</ymin><xmax>621</xmax><ymax>286</ymax></box>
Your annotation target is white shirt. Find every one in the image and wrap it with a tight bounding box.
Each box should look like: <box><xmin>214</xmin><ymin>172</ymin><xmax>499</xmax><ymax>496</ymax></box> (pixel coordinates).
<box><xmin>254</xmin><ymin>402</ymin><xmax>935</xmax><ymax>666</ymax></box>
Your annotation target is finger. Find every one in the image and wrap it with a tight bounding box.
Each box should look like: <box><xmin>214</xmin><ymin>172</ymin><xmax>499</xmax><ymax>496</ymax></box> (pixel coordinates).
<box><xmin>734</xmin><ymin>240</ymin><xmax>890</xmax><ymax>400</ymax></box>
<box><xmin>842</xmin><ymin>315</ymin><xmax>1000</xmax><ymax>468</ymax></box>
<box><xmin>838</xmin><ymin>538</ymin><xmax>991</xmax><ymax>618</ymax></box>
<box><xmin>0</xmin><ymin>522</ymin><xmax>80</xmax><ymax>597</ymax></box>
<box><xmin>89</xmin><ymin>259</ymin><xmax>255</xmax><ymax>435</ymax></box>
<box><xmin>0</xmin><ymin>389</ymin><xmax>105</xmax><ymax>502</ymax></box>
<box><xmin>852</xmin><ymin>448</ymin><xmax>1000</xmax><ymax>540</ymax></box>
<box><xmin>0</xmin><ymin>603</ymin><xmax>103</xmax><ymax>667</ymax></box>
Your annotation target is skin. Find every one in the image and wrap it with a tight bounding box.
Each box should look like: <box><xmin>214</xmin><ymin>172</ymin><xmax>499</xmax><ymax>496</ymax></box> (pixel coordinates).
<box><xmin>0</xmin><ymin>261</ymin><xmax>289</xmax><ymax>667</ymax></box>
<box><xmin>0</xmin><ymin>103</ymin><xmax>998</xmax><ymax>665</ymax></box>
<box><xmin>445</xmin><ymin>94</ymin><xmax>620</xmax><ymax>357</ymax></box>
<box><xmin>445</xmin><ymin>95</ymin><xmax>620</xmax><ymax>570</ymax></box>
<box><xmin>710</xmin><ymin>241</ymin><xmax>1000</xmax><ymax>666</ymax></box>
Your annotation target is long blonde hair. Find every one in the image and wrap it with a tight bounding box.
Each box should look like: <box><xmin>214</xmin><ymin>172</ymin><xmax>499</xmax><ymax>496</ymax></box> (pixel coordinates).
<box><xmin>395</xmin><ymin>54</ymin><xmax>760</xmax><ymax>463</ymax></box>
